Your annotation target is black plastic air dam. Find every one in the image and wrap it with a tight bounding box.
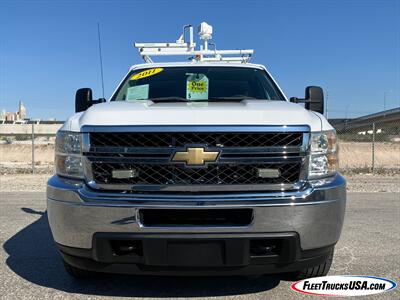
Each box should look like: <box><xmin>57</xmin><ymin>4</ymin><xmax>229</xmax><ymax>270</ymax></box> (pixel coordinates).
<box><xmin>90</xmin><ymin>232</ymin><xmax>299</xmax><ymax>265</ymax></box>
<box><xmin>57</xmin><ymin>233</ymin><xmax>336</xmax><ymax>275</ymax></box>
<box><xmin>139</xmin><ymin>208</ymin><xmax>253</xmax><ymax>227</ymax></box>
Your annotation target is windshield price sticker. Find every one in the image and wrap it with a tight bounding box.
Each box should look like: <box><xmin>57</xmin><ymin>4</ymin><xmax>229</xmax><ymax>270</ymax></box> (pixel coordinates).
<box><xmin>131</xmin><ymin>68</ymin><xmax>163</xmax><ymax>80</ymax></box>
<box><xmin>188</xmin><ymin>81</ymin><xmax>207</xmax><ymax>93</ymax></box>
<box><xmin>186</xmin><ymin>74</ymin><xmax>209</xmax><ymax>100</ymax></box>
<box><xmin>126</xmin><ymin>84</ymin><xmax>149</xmax><ymax>101</ymax></box>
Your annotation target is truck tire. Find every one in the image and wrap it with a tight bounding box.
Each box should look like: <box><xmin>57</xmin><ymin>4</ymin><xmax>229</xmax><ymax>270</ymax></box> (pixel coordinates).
<box><xmin>291</xmin><ymin>249</ymin><xmax>334</xmax><ymax>280</ymax></box>
<box><xmin>63</xmin><ymin>260</ymin><xmax>95</xmax><ymax>278</ymax></box>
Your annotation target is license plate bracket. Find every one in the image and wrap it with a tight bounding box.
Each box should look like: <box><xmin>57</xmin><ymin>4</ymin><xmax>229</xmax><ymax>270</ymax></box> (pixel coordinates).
<box><xmin>142</xmin><ymin>239</ymin><xmax>249</xmax><ymax>267</ymax></box>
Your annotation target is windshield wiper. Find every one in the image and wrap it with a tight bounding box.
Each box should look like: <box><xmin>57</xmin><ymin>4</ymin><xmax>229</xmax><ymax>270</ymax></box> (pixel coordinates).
<box><xmin>208</xmin><ymin>96</ymin><xmax>255</xmax><ymax>102</ymax></box>
<box><xmin>148</xmin><ymin>96</ymin><xmax>257</xmax><ymax>103</ymax></box>
<box><xmin>148</xmin><ymin>97</ymin><xmax>188</xmax><ymax>103</ymax></box>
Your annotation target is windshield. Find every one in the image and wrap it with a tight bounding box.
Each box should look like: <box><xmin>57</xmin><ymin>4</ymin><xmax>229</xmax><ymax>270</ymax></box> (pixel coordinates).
<box><xmin>112</xmin><ymin>66</ymin><xmax>285</xmax><ymax>102</ymax></box>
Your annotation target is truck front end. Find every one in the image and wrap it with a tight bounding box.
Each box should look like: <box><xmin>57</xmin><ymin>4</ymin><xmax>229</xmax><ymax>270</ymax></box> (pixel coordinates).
<box><xmin>47</xmin><ymin>63</ymin><xmax>346</xmax><ymax>278</ymax></box>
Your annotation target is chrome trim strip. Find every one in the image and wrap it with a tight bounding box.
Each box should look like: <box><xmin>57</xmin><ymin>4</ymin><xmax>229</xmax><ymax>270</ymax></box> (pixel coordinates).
<box><xmin>85</xmin><ymin>155</ymin><xmax>305</xmax><ymax>164</ymax></box>
<box><xmin>218</xmin><ymin>156</ymin><xmax>304</xmax><ymax>164</ymax></box>
<box><xmin>86</xmin><ymin>146</ymin><xmax>306</xmax><ymax>155</ymax></box>
<box><xmin>47</xmin><ymin>173</ymin><xmax>345</xmax><ymax>205</ymax></box>
<box><xmin>87</xmin><ymin>147</ymin><xmax>173</xmax><ymax>155</ymax></box>
<box><xmin>88</xmin><ymin>182</ymin><xmax>307</xmax><ymax>192</ymax></box>
<box><xmin>87</xmin><ymin>157</ymin><xmax>170</xmax><ymax>164</ymax></box>
<box><xmin>220</xmin><ymin>146</ymin><xmax>306</xmax><ymax>154</ymax></box>
<box><xmin>81</xmin><ymin>125</ymin><xmax>311</xmax><ymax>133</ymax></box>
<box><xmin>301</xmin><ymin>132</ymin><xmax>310</xmax><ymax>153</ymax></box>
<box><xmin>81</xmin><ymin>133</ymin><xmax>91</xmax><ymax>153</ymax></box>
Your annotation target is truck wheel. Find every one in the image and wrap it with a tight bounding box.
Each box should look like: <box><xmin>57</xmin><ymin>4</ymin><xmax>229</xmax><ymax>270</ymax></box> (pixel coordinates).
<box><xmin>291</xmin><ymin>249</ymin><xmax>334</xmax><ymax>280</ymax></box>
<box><xmin>63</xmin><ymin>260</ymin><xmax>95</xmax><ymax>278</ymax></box>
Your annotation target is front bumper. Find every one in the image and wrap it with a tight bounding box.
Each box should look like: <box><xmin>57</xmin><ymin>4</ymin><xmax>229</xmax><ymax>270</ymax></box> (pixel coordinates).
<box><xmin>47</xmin><ymin>174</ymin><xmax>346</xmax><ymax>274</ymax></box>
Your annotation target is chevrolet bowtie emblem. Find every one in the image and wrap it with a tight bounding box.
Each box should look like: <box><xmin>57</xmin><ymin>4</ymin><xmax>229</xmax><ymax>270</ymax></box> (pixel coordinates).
<box><xmin>171</xmin><ymin>147</ymin><xmax>220</xmax><ymax>166</ymax></box>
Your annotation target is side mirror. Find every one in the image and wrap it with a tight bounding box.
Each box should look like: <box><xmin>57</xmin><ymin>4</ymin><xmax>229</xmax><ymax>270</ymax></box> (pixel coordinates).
<box><xmin>290</xmin><ymin>86</ymin><xmax>324</xmax><ymax>114</ymax></box>
<box><xmin>305</xmin><ymin>86</ymin><xmax>324</xmax><ymax>114</ymax></box>
<box><xmin>75</xmin><ymin>88</ymin><xmax>93</xmax><ymax>113</ymax></box>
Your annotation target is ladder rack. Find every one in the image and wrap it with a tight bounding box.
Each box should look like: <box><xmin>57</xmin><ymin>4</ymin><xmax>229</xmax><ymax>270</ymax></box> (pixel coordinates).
<box><xmin>134</xmin><ymin>22</ymin><xmax>254</xmax><ymax>64</ymax></box>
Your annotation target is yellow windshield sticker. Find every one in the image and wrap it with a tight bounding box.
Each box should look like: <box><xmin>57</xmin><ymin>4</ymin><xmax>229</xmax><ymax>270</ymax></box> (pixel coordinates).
<box><xmin>186</xmin><ymin>73</ymin><xmax>209</xmax><ymax>100</ymax></box>
<box><xmin>130</xmin><ymin>68</ymin><xmax>163</xmax><ymax>80</ymax></box>
<box><xmin>188</xmin><ymin>80</ymin><xmax>207</xmax><ymax>93</ymax></box>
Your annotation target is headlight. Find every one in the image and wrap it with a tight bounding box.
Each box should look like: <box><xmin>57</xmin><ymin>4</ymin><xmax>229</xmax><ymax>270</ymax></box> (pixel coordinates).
<box><xmin>309</xmin><ymin>130</ymin><xmax>338</xmax><ymax>178</ymax></box>
<box><xmin>55</xmin><ymin>131</ymin><xmax>83</xmax><ymax>179</ymax></box>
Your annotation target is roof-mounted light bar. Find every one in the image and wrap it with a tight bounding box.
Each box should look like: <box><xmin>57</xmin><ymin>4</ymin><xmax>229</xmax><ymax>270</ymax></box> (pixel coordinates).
<box><xmin>134</xmin><ymin>22</ymin><xmax>254</xmax><ymax>64</ymax></box>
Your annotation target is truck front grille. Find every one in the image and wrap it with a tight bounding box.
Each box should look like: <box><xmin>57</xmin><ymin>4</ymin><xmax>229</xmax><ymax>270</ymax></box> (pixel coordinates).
<box><xmin>83</xmin><ymin>127</ymin><xmax>309</xmax><ymax>192</ymax></box>
<box><xmin>91</xmin><ymin>162</ymin><xmax>301</xmax><ymax>185</ymax></box>
<box><xmin>89</xmin><ymin>132</ymin><xmax>303</xmax><ymax>148</ymax></box>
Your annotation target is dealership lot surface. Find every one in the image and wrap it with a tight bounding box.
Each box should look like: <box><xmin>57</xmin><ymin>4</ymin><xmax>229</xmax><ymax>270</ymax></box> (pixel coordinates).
<box><xmin>0</xmin><ymin>192</ymin><xmax>399</xmax><ymax>299</ymax></box>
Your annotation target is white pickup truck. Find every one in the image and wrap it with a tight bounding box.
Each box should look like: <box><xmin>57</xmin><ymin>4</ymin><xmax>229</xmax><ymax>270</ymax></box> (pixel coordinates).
<box><xmin>47</xmin><ymin>23</ymin><xmax>346</xmax><ymax>279</ymax></box>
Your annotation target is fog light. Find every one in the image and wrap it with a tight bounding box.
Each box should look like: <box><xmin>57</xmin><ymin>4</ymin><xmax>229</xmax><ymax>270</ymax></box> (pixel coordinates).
<box><xmin>257</xmin><ymin>168</ymin><xmax>280</xmax><ymax>178</ymax></box>
<box><xmin>110</xmin><ymin>240</ymin><xmax>143</xmax><ymax>256</ymax></box>
<box><xmin>112</xmin><ymin>169</ymin><xmax>138</xmax><ymax>179</ymax></box>
<box><xmin>250</xmin><ymin>240</ymin><xmax>280</xmax><ymax>256</ymax></box>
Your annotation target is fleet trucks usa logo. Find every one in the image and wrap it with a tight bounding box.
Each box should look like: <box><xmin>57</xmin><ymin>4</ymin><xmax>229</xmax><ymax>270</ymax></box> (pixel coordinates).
<box><xmin>291</xmin><ymin>276</ymin><xmax>397</xmax><ymax>297</ymax></box>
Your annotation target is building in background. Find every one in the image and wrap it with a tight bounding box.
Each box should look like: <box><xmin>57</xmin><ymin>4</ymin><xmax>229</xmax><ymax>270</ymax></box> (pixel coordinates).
<box><xmin>0</xmin><ymin>101</ymin><xmax>28</xmax><ymax>122</ymax></box>
<box><xmin>18</xmin><ymin>101</ymin><xmax>27</xmax><ymax>120</ymax></box>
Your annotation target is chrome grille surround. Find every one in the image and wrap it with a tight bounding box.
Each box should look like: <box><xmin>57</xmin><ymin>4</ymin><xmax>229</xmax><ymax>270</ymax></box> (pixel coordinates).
<box><xmin>81</xmin><ymin>126</ymin><xmax>310</xmax><ymax>192</ymax></box>
<box><xmin>89</xmin><ymin>131</ymin><xmax>303</xmax><ymax>148</ymax></box>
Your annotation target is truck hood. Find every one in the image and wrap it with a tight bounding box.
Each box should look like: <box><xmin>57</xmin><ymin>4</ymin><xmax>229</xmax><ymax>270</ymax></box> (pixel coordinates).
<box><xmin>64</xmin><ymin>100</ymin><xmax>332</xmax><ymax>132</ymax></box>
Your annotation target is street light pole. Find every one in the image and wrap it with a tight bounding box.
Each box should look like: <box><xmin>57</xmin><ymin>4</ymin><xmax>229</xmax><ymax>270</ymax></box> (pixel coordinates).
<box><xmin>325</xmin><ymin>88</ymin><xmax>329</xmax><ymax>118</ymax></box>
<box><xmin>384</xmin><ymin>91</ymin><xmax>387</xmax><ymax>112</ymax></box>
<box><xmin>344</xmin><ymin>104</ymin><xmax>350</xmax><ymax>130</ymax></box>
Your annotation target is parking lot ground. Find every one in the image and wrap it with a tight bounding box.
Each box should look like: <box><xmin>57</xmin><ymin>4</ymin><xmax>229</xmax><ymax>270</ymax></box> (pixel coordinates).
<box><xmin>0</xmin><ymin>192</ymin><xmax>399</xmax><ymax>299</ymax></box>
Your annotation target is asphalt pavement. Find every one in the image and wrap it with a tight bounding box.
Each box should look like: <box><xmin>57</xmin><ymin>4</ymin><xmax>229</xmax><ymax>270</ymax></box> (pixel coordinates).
<box><xmin>0</xmin><ymin>192</ymin><xmax>399</xmax><ymax>299</ymax></box>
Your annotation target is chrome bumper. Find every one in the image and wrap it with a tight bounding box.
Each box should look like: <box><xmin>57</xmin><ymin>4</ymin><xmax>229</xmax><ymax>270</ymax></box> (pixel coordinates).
<box><xmin>47</xmin><ymin>174</ymin><xmax>346</xmax><ymax>250</ymax></box>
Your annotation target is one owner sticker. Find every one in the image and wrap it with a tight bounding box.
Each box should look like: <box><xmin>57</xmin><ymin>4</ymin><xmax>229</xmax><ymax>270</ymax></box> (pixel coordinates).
<box><xmin>291</xmin><ymin>275</ymin><xmax>397</xmax><ymax>297</ymax></box>
<box><xmin>131</xmin><ymin>68</ymin><xmax>163</xmax><ymax>80</ymax></box>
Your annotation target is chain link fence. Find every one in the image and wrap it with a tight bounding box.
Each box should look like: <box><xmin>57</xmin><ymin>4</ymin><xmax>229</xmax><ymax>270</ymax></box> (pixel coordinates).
<box><xmin>1</xmin><ymin>124</ymin><xmax>56</xmax><ymax>175</ymax></box>
<box><xmin>336</xmin><ymin>120</ymin><xmax>400</xmax><ymax>174</ymax></box>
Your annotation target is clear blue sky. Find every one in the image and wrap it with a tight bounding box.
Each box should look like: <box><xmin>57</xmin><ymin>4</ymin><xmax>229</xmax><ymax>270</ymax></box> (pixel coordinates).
<box><xmin>1</xmin><ymin>0</ymin><xmax>399</xmax><ymax>120</ymax></box>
